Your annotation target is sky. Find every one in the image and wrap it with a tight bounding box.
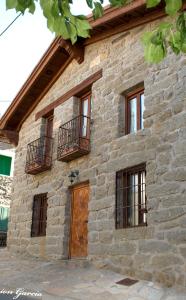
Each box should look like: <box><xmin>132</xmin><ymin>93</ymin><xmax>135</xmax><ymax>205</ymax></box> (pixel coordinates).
<box><xmin>0</xmin><ymin>1</ymin><xmax>96</xmax><ymax>117</ymax></box>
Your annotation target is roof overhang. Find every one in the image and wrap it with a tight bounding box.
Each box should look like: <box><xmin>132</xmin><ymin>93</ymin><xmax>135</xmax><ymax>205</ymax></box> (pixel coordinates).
<box><xmin>1</xmin><ymin>0</ymin><xmax>185</xmax><ymax>145</ymax></box>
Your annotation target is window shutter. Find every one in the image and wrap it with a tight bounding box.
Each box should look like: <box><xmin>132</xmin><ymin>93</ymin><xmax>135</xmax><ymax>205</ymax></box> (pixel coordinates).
<box><xmin>0</xmin><ymin>155</ymin><xmax>12</xmax><ymax>176</ymax></box>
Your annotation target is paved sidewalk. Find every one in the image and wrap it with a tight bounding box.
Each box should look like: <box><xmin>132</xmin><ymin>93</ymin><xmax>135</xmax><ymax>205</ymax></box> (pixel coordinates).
<box><xmin>0</xmin><ymin>249</ymin><xmax>185</xmax><ymax>300</ymax></box>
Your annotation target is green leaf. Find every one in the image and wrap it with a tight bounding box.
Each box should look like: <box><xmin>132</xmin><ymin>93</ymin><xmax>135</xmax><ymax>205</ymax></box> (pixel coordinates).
<box><xmin>159</xmin><ymin>22</ymin><xmax>172</xmax><ymax>33</ymax></box>
<box><xmin>142</xmin><ymin>30</ymin><xmax>166</xmax><ymax>63</ymax></box>
<box><xmin>146</xmin><ymin>0</ymin><xmax>161</xmax><ymax>8</ymax></box>
<box><xmin>181</xmin><ymin>38</ymin><xmax>186</xmax><ymax>52</ymax></box>
<box><xmin>6</xmin><ymin>0</ymin><xmax>17</xmax><ymax>9</ymax></box>
<box><xmin>75</xmin><ymin>15</ymin><xmax>87</xmax><ymax>20</ymax></box>
<box><xmin>151</xmin><ymin>31</ymin><xmax>163</xmax><ymax>45</ymax></box>
<box><xmin>110</xmin><ymin>0</ymin><xmax>127</xmax><ymax>7</ymax></box>
<box><xmin>144</xmin><ymin>43</ymin><xmax>166</xmax><ymax>63</ymax></box>
<box><xmin>86</xmin><ymin>0</ymin><xmax>93</xmax><ymax>8</ymax></box>
<box><xmin>76</xmin><ymin>17</ymin><xmax>91</xmax><ymax>38</ymax></box>
<box><xmin>40</xmin><ymin>0</ymin><xmax>53</xmax><ymax>19</ymax></box>
<box><xmin>93</xmin><ymin>2</ymin><xmax>103</xmax><ymax>20</ymax></box>
<box><xmin>165</xmin><ymin>0</ymin><xmax>182</xmax><ymax>16</ymax></box>
<box><xmin>176</xmin><ymin>12</ymin><xmax>186</xmax><ymax>31</ymax></box>
<box><xmin>169</xmin><ymin>31</ymin><xmax>181</xmax><ymax>54</ymax></box>
<box><xmin>53</xmin><ymin>16</ymin><xmax>69</xmax><ymax>38</ymax></box>
<box><xmin>142</xmin><ymin>31</ymin><xmax>154</xmax><ymax>46</ymax></box>
<box><xmin>65</xmin><ymin>19</ymin><xmax>77</xmax><ymax>44</ymax></box>
<box><xmin>47</xmin><ymin>16</ymin><xmax>55</xmax><ymax>32</ymax></box>
<box><xmin>29</xmin><ymin>1</ymin><xmax>36</xmax><ymax>14</ymax></box>
<box><xmin>51</xmin><ymin>1</ymin><xmax>59</xmax><ymax>18</ymax></box>
<box><xmin>16</xmin><ymin>3</ymin><xmax>26</xmax><ymax>13</ymax></box>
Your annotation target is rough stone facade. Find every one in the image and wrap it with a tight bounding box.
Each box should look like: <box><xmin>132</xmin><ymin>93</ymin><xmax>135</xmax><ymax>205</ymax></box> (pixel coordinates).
<box><xmin>0</xmin><ymin>176</ymin><xmax>12</xmax><ymax>207</ymax></box>
<box><xmin>0</xmin><ymin>142</ymin><xmax>14</xmax><ymax>207</ymax></box>
<box><xmin>7</xmin><ymin>18</ymin><xmax>186</xmax><ymax>288</ymax></box>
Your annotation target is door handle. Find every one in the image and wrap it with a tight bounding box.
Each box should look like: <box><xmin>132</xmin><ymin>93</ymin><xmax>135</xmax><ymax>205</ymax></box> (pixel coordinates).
<box><xmin>84</xmin><ymin>220</ymin><xmax>88</xmax><ymax>223</ymax></box>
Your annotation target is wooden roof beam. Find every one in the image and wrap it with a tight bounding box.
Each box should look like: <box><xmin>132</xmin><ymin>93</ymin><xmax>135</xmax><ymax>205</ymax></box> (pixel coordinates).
<box><xmin>59</xmin><ymin>40</ymin><xmax>84</xmax><ymax>64</ymax></box>
<box><xmin>89</xmin><ymin>0</ymin><xmax>146</xmax><ymax>28</ymax></box>
<box><xmin>0</xmin><ymin>130</ymin><xmax>19</xmax><ymax>146</ymax></box>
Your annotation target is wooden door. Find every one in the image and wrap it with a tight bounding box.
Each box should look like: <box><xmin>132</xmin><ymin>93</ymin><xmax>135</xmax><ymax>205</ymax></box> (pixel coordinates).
<box><xmin>70</xmin><ymin>183</ymin><xmax>89</xmax><ymax>258</ymax></box>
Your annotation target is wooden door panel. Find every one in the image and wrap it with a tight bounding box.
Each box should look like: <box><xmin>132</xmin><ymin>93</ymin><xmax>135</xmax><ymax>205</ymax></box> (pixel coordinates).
<box><xmin>70</xmin><ymin>184</ymin><xmax>89</xmax><ymax>258</ymax></box>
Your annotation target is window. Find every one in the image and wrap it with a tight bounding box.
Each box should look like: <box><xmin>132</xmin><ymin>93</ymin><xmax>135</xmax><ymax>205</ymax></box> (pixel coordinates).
<box><xmin>125</xmin><ymin>88</ymin><xmax>144</xmax><ymax>134</ymax></box>
<box><xmin>116</xmin><ymin>164</ymin><xmax>147</xmax><ymax>229</ymax></box>
<box><xmin>0</xmin><ymin>155</ymin><xmax>12</xmax><ymax>176</ymax></box>
<box><xmin>31</xmin><ymin>193</ymin><xmax>48</xmax><ymax>237</ymax></box>
<box><xmin>80</xmin><ymin>92</ymin><xmax>91</xmax><ymax>138</ymax></box>
<box><xmin>45</xmin><ymin>112</ymin><xmax>54</xmax><ymax>138</ymax></box>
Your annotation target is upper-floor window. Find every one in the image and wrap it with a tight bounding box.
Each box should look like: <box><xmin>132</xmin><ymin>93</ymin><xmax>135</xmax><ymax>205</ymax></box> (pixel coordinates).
<box><xmin>31</xmin><ymin>193</ymin><xmax>48</xmax><ymax>237</ymax></box>
<box><xmin>0</xmin><ymin>155</ymin><xmax>12</xmax><ymax>176</ymax></box>
<box><xmin>80</xmin><ymin>92</ymin><xmax>91</xmax><ymax>138</ymax></box>
<box><xmin>125</xmin><ymin>88</ymin><xmax>144</xmax><ymax>134</ymax></box>
<box><xmin>57</xmin><ymin>92</ymin><xmax>91</xmax><ymax>162</ymax></box>
<box><xmin>116</xmin><ymin>164</ymin><xmax>147</xmax><ymax>229</ymax></box>
<box><xmin>44</xmin><ymin>110</ymin><xmax>54</xmax><ymax>138</ymax></box>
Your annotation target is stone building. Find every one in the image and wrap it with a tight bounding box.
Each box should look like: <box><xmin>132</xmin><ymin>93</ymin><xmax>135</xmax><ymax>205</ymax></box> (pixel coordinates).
<box><xmin>0</xmin><ymin>141</ymin><xmax>15</xmax><ymax>245</ymax></box>
<box><xmin>0</xmin><ymin>2</ymin><xmax>186</xmax><ymax>287</ymax></box>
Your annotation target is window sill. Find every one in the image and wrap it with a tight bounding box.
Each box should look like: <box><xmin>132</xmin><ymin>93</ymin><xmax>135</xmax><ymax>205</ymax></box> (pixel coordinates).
<box><xmin>31</xmin><ymin>235</ymin><xmax>46</xmax><ymax>238</ymax></box>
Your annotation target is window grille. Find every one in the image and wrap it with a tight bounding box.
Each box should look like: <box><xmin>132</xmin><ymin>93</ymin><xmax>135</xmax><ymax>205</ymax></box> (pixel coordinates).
<box><xmin>31</xmin><ymin>193</ymin><xmax>47</xmax><ymax>237</ymax></box>
<box><xmin>116</xmin><ymin>164</ymin><xmax>147</xmax><ymax>229</ymax></box>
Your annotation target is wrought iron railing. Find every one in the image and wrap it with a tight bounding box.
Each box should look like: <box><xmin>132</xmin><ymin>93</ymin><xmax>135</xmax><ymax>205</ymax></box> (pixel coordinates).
<box><xmin>25</xmin><ymin>136</ymin><xmax>53</xmax><ymax>174</ymax></box>
<box><xmin>57</xmin><ymin>115</ymin><xmax>90</xmax><ymax>161</ymax></box>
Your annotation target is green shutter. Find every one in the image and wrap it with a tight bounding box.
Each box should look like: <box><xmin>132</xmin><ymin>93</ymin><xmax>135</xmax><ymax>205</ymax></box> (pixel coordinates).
<box><xmin>0</xmin><ymin>155</ymin><xmax>12</xmax><ymax>176</ymax></box>
<box><xmin>0</xmin><ymin>207</ymin><xmax>9</xmax><ymax>232</ymax></box>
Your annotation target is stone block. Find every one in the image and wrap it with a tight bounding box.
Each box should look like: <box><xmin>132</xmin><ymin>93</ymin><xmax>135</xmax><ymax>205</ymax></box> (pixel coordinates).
<box><xmin>151</xmin><ymin>255</ymin><xmax>183</xmax><ymax>268</ymax></box>
<box><xmin>88</xmin><ymin>231</ymin><xmax>99</xmax><ymax>243</ymax></box>
<box><xmin>139</xmin><ymin>240</ymin><xmax>176</xmax><ymax>254</ymax></box>
<box><xmin>110</xmin><ymin>242</ymin><xmax>136</xmax><ymax>255</ymax></box>
<box><xmin>166</xmin><ymin>229</ymin><xmax>186</xmax><ymax>244</ymax></box>
<box><xmin>179</xmin><ymin>247</ymin><xmax>186</xmax><ymax>258</ymax></box>
<box><xmin>153</xmin><ymin>270</ymin><xmax>176</xmax><ymax>287</ymax></box>
<box><xmin>150</xmin><ymin>207</ymin><xmax>185</xmax><ymax>223</ymax></box>
<box><xmin>99</xmin><ymin>231</ymin><xmax>113</xmax><ymax>243</ymax></box>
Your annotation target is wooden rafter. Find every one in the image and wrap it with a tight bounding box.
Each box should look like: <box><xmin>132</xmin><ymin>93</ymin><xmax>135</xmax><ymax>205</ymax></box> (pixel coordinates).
<box><xmin>0</xmin><ymin>130</ymin><xmax>19</xmax><ymax>146</ymax></box>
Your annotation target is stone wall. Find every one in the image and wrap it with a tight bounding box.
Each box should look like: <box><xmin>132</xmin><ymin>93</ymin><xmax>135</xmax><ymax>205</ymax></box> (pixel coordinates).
<box><xmin>0</xmin><ymin>142</ymin><xmax>14</xmax><ymax>207</ymax></box>
<box><xmin>7</xmin><ymin>18</ymin><xmax>186</xmax><ymax>287</ymax></box>
<box><xmin>0</xmin><ymin>176</ymin><xmax>12</xmax><ymax>207</ymax></box>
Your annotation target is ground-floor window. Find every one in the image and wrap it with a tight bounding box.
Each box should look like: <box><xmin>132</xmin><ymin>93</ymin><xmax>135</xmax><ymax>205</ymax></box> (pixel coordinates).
<box><xmin>31</xmin><ymin>193</ymin><xmax>48</xmax><ymax>237</ymax></box>
<box><xmin>116</xmin><ymin>163</ymin><xmax>147</xmax><ymax>229</ymax></box>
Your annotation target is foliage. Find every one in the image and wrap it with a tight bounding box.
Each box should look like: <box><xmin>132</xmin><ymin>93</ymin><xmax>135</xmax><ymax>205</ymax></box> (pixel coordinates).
<box><xmin>143</xmin><ymin>0</ymin><xmax>186</xmax><ymax>63</ymax></box>
<box><xmin>5</xmin><ymin>0</ymin><xmax>186</xmax><ymax>63</ymax></box>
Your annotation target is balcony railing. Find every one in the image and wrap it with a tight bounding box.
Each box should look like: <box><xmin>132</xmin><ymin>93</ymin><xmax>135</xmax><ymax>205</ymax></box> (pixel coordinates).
<box><xmin>25</xmin><ymin>136</ymin><xmax>53</xmax><ymax>175</ymax></box>
<box><xmin>57</xmin><ymin>115</ymin><xmax>90</xmax><ymax>162</ymax></box>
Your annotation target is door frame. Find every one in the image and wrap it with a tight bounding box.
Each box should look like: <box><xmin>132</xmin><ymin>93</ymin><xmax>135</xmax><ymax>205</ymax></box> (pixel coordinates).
<box><xmin>68</xmin><ymin>180</ymin><xmax>89</xmax><ymax>259</ymax></box>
